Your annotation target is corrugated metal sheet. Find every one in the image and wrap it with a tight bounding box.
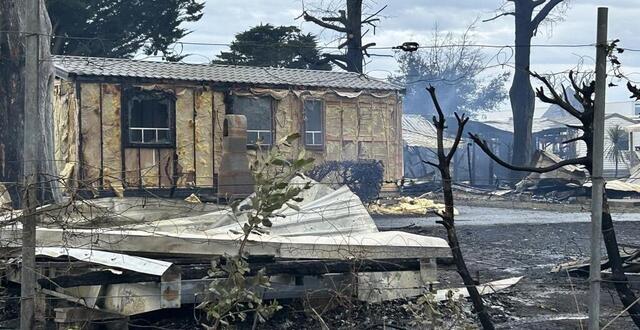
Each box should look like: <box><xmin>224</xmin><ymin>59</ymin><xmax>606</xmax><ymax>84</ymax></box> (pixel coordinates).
<box><xmin>53</xmin><ymin>55</ymin><xmax>402</xmax><ymax>91</ymax></box>
<box><xmin>36</xmin><ymin>247</ymin><xmax>172</xmax><ymax>276</ymax></box>
<box><xmin>402</xmin><ymin>114</ymin><xmax>455</xmax><ymax>149</ymax></box>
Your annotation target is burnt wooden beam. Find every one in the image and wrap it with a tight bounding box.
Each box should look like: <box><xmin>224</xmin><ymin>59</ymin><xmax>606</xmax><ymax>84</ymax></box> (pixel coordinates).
<box><xmin>37</xmin><ymin>258</ymin><xmax>424</xmax><ymax>289</ymax></box>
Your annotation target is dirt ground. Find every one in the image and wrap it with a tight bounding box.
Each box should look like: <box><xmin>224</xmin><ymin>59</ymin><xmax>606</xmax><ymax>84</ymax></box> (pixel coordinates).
<box><xmin>414</xmin><ymin>221</ymin><xmax>639</xmax><ymax>329</ymax></box>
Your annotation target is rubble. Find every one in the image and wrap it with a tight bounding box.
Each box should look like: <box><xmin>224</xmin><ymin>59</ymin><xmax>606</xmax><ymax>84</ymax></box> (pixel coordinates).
<box><xmin>368</xmin><ymin>196</ymin><xmax>458</xmax><ymax>217</ymax></box>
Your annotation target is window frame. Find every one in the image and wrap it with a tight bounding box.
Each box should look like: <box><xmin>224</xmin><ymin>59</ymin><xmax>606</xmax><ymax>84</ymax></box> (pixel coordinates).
<box><xmin>231</xmin><ymin>94</ymin><xmax>276</xmax><ymax>149</ymax></box>
<box><xmin>122</xmin><ymin>87</ymin><xmax>176</xmax><ymax>149</ymax></box>
<box><xmin>302</xmin><ymin>98</ymin><xmax>325</xmax><ymax>150</ymax></box>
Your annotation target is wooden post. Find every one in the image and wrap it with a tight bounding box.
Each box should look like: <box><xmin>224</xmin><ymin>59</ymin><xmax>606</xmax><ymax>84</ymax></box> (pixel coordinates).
<box><xmin>20</xmin><ymin>0</ymin><xmax>41</xmax><ymax>328</ymax></box>
<box><xmin>589</xmin><ymin>7</ymin><xmax>608</xmax><ymax>330</ymax></box>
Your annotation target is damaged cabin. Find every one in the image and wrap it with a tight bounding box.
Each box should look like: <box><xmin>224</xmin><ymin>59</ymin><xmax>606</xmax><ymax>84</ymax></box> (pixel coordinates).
<box><xmin>52</xmin><ymin>56</ymin><xmax>403</xmax><ymax>197</ymax></box>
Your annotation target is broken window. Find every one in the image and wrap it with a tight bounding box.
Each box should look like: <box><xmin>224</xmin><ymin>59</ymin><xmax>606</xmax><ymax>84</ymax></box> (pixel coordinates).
<box><xmin>304</xmin><ymin>99</ymin><xmax>323</xmax><ymax>148</ymax></box>
<box><xmin>233</xmin><ymin>95</ymin><xmax>273</xmax><ymax>146</ymax></box>
<box><xmin>125</xmin><ymin>89</ymin><xmax>175</xmax><ymax>147</ymax></box>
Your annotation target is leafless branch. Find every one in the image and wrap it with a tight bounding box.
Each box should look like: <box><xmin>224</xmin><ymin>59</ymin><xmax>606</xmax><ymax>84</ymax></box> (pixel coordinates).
<box><xmin>302</xmin><ymin>11</ymin><xmax>347</xmax><ymax>33</ymax></box>
<box><xmin>482</xmin><ymin>12</ymin><xmax>515</xmax><ymax>23</ymax></box>
<box><xmin>531</xmin><ymin>0</ymin><xmax>564</xmax><ymax>30</ymax></box>
<box><xmin>628</xmin><ymin>82</ymin><xmax>640</xmax><ymax>100</ymax></box>
<box><xmin>362</xmin><ymin>5</ymin><xmax>387</xmax><ymax>24</ymax></box>
<box><xmin>468</xmin><ymin>133</ymin><xmax>588</xmax><ymax>172</ymax></box>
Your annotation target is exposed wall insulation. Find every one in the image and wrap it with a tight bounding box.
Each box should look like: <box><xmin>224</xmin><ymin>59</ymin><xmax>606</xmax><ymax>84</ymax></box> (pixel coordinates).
<box><xmin>194</xmin><ymin>89</ymin><xmax>214</xmax><ymax>187</ymax></box>
<box><xmin>175</xmin><ymin>87</ymin><xmax>195</xmax><ymax>187</ymax></box>
<box><xmin>212</xmin><ymin>91</ymin><xmax>225</xmax><ymax>176</ymax></box>
<box><xmin>140</xmin><ymin>148</ymin><xmax>159</xmax><ymax>187</ymax></box>
<box><xmin>124</xmin><ymin>148</ymin><xmax>140</xmax><ymax>187</ymax></box>
<box><xmin>101</xmin><ymin>84</ymin><xmax>122</xmax><ymax>192</ymax></box>
<box><xmin>52</xmin><ymin>80</ymin><xmax>78</xmax><ymax>189</ymax></box>
<box><xmin>55</xmin><ymin>80</ymin><xmax>403</xmax><ymax>194</ymax></box>
<box><xmin>79</xmin><ymin>83</ymin><xmax>102</xmax><ymax>188</ymax></box>
<box><xmin>342</xmin><ymin>100</ymin><xmax>358</xmax><ymax>141</ymax></box>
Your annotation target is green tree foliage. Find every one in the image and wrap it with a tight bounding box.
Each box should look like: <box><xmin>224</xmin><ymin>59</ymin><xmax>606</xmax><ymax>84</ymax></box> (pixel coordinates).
<box><xmin>606</xmin><ymin>124</ymin><xmax>628</xmax><ymax>178</ymax></box>
<box><xmin>47</xmin><ymin>0</ymin><xmax>204</xmax><ymax>60</ymax></box>
<box><xmin>214</xmin><ymin>24</ymin><xmax>331</xmax><ymax>70</ymax></box>
<box><xmin>391</xmin><ymin>30</ymin><xmax>509</xmax><ymax>118</ymax></box>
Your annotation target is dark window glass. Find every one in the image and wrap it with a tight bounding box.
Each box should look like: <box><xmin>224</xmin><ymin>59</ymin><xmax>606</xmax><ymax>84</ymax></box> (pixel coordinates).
<box><xmin>233</xmin><ymin>96</ymin><xmax>273</xmax><ymax>146</ymax></box>
<box><xmin>127</xmin><ymin>91</ymin><xmax>173</xmax><ymax>146</ymax></box>
<box><xmin>304</xmin><ymin>100</ymin><xmax>323</xmax><ymax>146</ymax></box>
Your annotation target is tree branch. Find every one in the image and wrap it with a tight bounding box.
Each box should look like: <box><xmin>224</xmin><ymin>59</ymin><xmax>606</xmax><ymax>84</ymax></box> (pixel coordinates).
<box><xmin>482</xmin><ymin>12</ymin><xmax>515</xmax><ymax>23</ymax></box>
<box><xmin>628</xmin><ymin>82</ymin><xmax>640</xmax><ymax>100</ymax></box>
<box><xmin>303</xmin><ymin>11</ymin><xmax>347</xmax><ymax>33</ymax></box>
<box><xmin>322</xmin><ymin>54</ymin><xmax>349</xmax><ymax>71</ymax></box>
<box><xmin>530</xmin><ymin>71</ymin><xmax>583</xmax><ymax>119</ymax></box>
<box><xmin>362</xmin><ymin>5</ymin><xmax>387</xmax><ymax>24</ymax></box>
<box><xmin>321</xmin><ymin>10</ymin><xmax>347</xmax><ymax>25</ymax></box>
<box><xmin>531</xmin><ymin>0</ymin><xmax>564</xmax><ymax>31</ymax></box>
<box><xmin>469</xmin><ymin>133</ymin><xmax>588</xmax><ymax>173</ymax></box>
<box><xmin>448</xmin><ymin>112</ymin><xmax>469</xmax><ymax>162</ymax></box>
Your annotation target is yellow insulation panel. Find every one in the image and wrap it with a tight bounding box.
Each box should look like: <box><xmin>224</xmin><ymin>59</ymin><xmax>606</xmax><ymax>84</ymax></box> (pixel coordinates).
<box><xmin>194</xmin><ymin>89</ymin><xmax>213</xmax><ymax>187</ymax></box>
<box><xmin>140</xmin><ymin>148</ymin><xmax>159</xmax><ymax>187</ymax></box>
<box><xmin>212</xmin><ymin>91</ymin><xmax>225</xmax><ymax>176</ymax></box>
<box><xmin>342</xmin><ymin>100</ymin><xmax>358</xmax><ymax>141</ymax></box>
<box><xmin>101</xmin><ymin>84</ymin><xmax>122</xmax><ymax>190</ymax></box>
<box><xmin>80</xmin><ymin>83</ymin><xmax>102</xmax><ymax>188</ymax></box>
<box><xmin>52</xmin><ymin>81</ymin><xmax>78</xmax><ymax>189</ymax></box>
<box><xmin>175</xmin><ymin>87</ymin><xmax>195</xmax><ymax>187</ymax></box>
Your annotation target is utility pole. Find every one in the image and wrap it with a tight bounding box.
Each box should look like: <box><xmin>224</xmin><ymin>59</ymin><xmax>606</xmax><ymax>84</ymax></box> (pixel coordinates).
<box><xmin>589</xmin><ymin>7</ymin><xmax>608</xmax><ymax>330</ymax></box>
<box><xmin>21</xmin><ymin>0</ymin><xmax>41</xmax><ymax>328</ymax></box>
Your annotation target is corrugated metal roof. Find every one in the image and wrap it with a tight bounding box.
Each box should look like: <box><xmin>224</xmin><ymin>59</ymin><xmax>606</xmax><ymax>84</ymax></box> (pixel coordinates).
<box><xmin>52</xmin><ymin>55</ymin><xmax>402</xmax><ymax>91</ymax></box>
<box><xmin>402</xmin><ymin>114</ymin><xmax>455</xmax><ymax>149</ymax></box>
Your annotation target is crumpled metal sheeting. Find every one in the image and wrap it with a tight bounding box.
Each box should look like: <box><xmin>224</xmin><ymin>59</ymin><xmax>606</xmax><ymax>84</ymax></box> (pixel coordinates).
<box><xmin>35</xmin><ymin>246</ymin><xmax>172</xmax><ymax>276</ymax></box>
<box><xmin>132</xmin><ymin>179</ymin><xmax>377</xmax><ymax>238</ymax></box>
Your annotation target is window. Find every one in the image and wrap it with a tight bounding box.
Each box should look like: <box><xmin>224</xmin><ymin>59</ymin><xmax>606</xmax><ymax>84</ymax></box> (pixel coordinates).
<box><xmin>635</xmin><ymin>102</ymin><xmax>640</xmax><ymax>116</ymax></box>
<box><xmin>303</xmin><ymin>99</ymin><xmax>323</xmax><ymax>148</ymax></box>
<box><xmin>125</xmin><ymin>89</ymin><xmax>174</xmax><ymax>147</ymax></box>
<box><xmin>233</xmin><ymin>95</ymin><xmax>273</xmax><ymax>146</ymax></box>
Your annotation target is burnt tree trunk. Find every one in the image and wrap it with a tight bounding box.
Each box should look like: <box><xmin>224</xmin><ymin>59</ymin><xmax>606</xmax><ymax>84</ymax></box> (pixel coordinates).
<box><xmin>425</xmin><ymin>86</ymin><xmax>495</xmax><ymax>330</ymax></box>
<box><xmin>509</xmin><ymin>1</ymin><xmax>536</xmax><ymax>180</ymax></box>
<box><xmin>0</xmin><ymin>0</ymin><xmax>25</xmax><ymax>206</ymax></box>
<box><xmin>345</xmin><ymin>0</ymin><xmax>363</xmax><ymax>73</ymax></box>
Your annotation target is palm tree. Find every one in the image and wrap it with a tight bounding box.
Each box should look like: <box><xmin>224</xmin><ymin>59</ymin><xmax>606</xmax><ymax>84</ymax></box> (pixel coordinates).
<box><xmin>606</xmin><ymin>125</ymin><xmax>628</xmax><ymax>178</ymax></box>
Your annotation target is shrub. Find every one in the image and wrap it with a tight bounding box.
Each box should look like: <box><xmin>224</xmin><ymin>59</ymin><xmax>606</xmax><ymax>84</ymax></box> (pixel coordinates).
<box><xmin>307</xmin><ymin>160</ymin><xmax>384</xmax><ymax>203</ymax></box>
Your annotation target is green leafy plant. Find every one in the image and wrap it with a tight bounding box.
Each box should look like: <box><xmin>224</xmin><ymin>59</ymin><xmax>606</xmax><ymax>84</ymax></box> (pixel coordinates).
<box><xmin>202</xmin><ymin>133</ymin><xmax>315</xmax><ymax>329</ymax></box>
<box><xmin>606</xmin><ymin>124</ymin><xmax>628</xmax><ymax>178</ymax></box>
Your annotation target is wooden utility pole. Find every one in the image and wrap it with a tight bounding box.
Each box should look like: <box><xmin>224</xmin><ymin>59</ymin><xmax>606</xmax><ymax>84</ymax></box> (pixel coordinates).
<box><xmin>20</xmin><ymin>0</ymin><xmax>41</xmax><ymax>328</ymax></box>
<box><xmin>589</xmin><ymin>7</ymin><xmax>608</xmax><ymax>330</ymax></box>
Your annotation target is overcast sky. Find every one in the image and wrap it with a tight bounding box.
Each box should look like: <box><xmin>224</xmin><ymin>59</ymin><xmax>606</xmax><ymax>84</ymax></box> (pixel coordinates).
<box><xmin>175</xmin><ymin>0</ymin><xmax>640</xmax><ymax>116</ymax></box>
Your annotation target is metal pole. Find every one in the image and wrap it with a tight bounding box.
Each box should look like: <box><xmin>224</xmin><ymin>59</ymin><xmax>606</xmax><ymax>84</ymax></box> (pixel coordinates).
<box><xmin>589</xmin><ymin>7</ymin><xmax>608</xmax><ymax>330</ymax></box>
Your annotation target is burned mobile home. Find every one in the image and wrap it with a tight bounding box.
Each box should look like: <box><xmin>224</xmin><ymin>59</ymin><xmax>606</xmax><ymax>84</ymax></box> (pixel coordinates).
<box><xmin>51</xmin><ymin>56</ymin><xmax>404</xmax><ymax>197</ymax></box>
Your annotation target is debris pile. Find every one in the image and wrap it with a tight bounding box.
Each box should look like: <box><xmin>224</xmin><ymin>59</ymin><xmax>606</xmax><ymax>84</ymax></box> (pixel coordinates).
<box><xmin>368</xmin><ymin>196</ymin><xmax>458</xmax><ymax>217</ymax></box>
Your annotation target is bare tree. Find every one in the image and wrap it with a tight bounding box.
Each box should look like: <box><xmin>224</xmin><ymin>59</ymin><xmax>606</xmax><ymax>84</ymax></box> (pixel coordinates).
<box><xmin>301</xmin><ymin>0</ymin><xmax>385</xmax><ymax>72</ymax></box>
<box><xmin>485</xmin><ymin>0</ymin><xmax>568</xmax><ymax>178</ymax></box>
<box><xmin>423</xmin><ymin>86</ymin><xmax>495</xmax><ymax>330</ymax></box>
<box><xmin>471</xmin><ymin>71</ymin><xmax>640</xmax><ymax>328</ymax></box>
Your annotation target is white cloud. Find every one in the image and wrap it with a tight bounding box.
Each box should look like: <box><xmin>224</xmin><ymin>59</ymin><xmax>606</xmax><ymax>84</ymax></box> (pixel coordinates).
<box><xmin>179</xmin><ymin>0</ymin><xmax>640</xmax><ymax>103</ymax></box>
